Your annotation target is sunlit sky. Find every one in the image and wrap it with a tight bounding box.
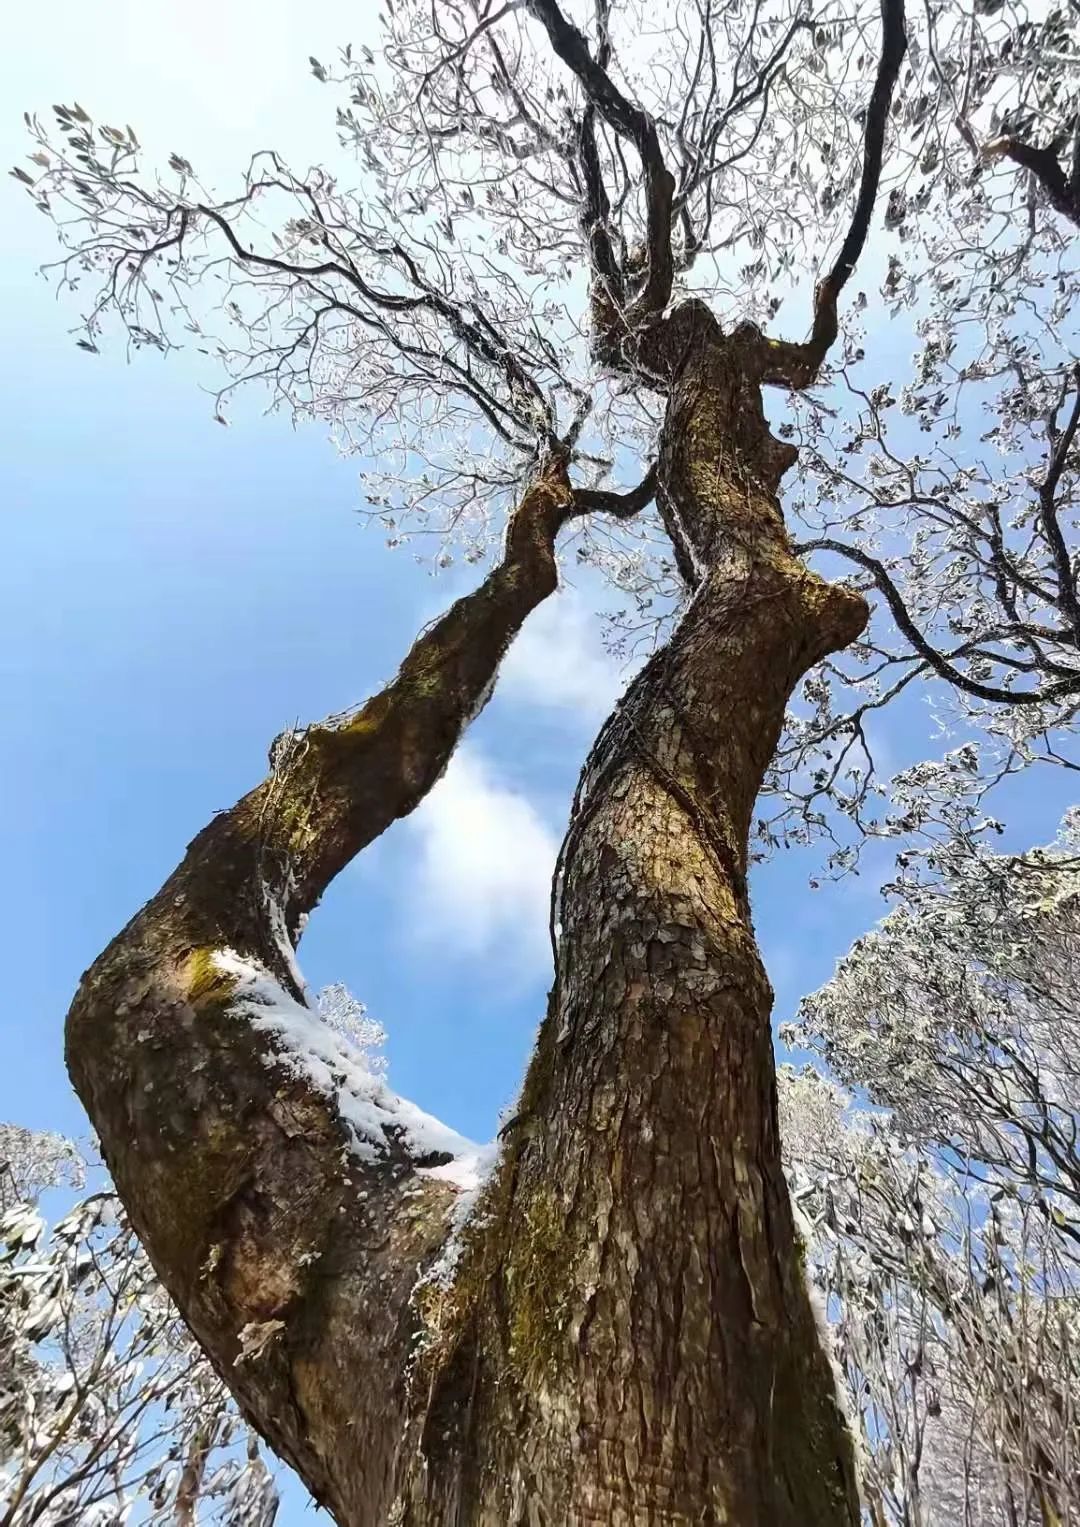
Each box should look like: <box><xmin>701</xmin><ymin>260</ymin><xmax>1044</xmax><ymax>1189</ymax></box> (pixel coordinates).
<box><xmin>1</xmin><ymin>3</ymin><xmax>1074</xmax><ymax>1519</ymax></box>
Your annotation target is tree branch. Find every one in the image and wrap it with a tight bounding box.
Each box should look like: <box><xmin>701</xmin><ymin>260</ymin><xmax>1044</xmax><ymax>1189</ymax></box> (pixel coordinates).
<box><xmin>576</xmin><ymin>0</ymin><xmax>624</xmax><ymax>312</ymax></box>
<box><xmin>195</xmin><ymin>203</ymin><xmax>557</xmax><ymax>441</ymax></box>
<box><xmin>1038</xmin><ymin>363</ymin><xmax>1080</xmax><ymax>641</ymax></box>
<box><xmin>570</xmin><ymin>461</ymin><xmax>657</xmax><ymax>518</ymax></box>
<box><xmin>798</xmin><ymin>537</ymin><xmax>1080</xmax><ymax>707</ymax></box>
<box><xmin>762</xmin><ymin>0</ymin><xmax>908</xmax><ymax>389</ymax></box>
<box><xmin>527</xmin><ymin>0</ymin><xmax>675</xmax><ymax>322</ymax></box>
<box><xmin>63</xmin><ymin>451</ymin><xmax>652</xmax><ymax>1526</ymax></box>
<box><xmin>983</xmin><ymin>133</ymin><xmax>1080</xmax><ymax>228</ymax></box>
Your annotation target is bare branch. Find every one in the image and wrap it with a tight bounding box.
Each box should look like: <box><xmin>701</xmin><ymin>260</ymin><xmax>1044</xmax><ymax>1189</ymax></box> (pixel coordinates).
<box><xmin>526</xmin><ymin>0</ymin><xmax>675</xmax><ymax>319</ymax></box>
<box><xmin>798</xmin><ymin>535</ymin><xmax>1080</xmax><ymax>707</ymax></box>
<box><xmin>762</xmin><ymin>0</ymin><xmax>908</xmax><ymax>388</ymax></box>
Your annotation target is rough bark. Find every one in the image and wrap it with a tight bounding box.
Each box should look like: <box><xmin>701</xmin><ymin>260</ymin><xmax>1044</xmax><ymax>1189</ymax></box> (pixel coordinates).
<box><xmin>65</xmin><ymin>310</ymin><xmax>869</xmax><ymax>1522</ymax></box>
<box><xmin>401</xmin><ymin>307</ymin><xmax>867</xmax><ymax>1524</ymax></box>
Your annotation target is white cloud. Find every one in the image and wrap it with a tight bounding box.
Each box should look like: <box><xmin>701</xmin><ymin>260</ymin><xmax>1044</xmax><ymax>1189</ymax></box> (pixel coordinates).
<box><xmin>499</xmin><ymin>591</ymin><xmax>631</xmax><ymax>724</ymax></box>
<box><xmin>406</xmin><ymin>747</ymin><xmax>558</xmax><ymax>966</ymax></box>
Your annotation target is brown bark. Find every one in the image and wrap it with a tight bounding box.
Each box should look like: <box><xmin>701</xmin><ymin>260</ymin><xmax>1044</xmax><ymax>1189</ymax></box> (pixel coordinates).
<box><xmin>400</xmin><ymin>307</ymin><xmax>867</xmax><ymax>1523</ymax></box>
<box><xmin>65</xmin><ymin>310</ymin><xmax>868</xmax><ymax>1523</ymax></box>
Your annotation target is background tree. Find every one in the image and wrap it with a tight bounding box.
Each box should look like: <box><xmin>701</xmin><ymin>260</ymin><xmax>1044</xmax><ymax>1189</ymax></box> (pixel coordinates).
<box><xmin>781</xmin><ymin>812</ymin><xmax>1080</xmax><ymax>1524</ymax></box>
<box><xmin>0</xmin><ymin>1127</ymin><xmax>279</xmax><ymax>1527</ymax></box>
<box><xmin>9</xmin><ymin>0</ymin><xmax>1078</xmax><ymax>1520</ymax></box>
<box><xmin>779</xmin><ymin>1066</ymin><xmax>1080</xmax><ymax>1526</ymax></box>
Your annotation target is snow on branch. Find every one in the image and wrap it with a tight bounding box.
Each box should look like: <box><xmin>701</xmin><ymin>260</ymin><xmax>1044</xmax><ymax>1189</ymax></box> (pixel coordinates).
<box><xmin>213</xmin><ymin>950</ymin><xmax>492</xmax><ymax>1189</ymax></box>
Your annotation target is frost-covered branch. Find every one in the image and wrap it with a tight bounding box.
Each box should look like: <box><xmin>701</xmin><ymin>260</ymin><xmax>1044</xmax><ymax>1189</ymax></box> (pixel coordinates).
<box><xmin>0</xmin><ymin>1136</ymin><xmax>278</xmax><ymax>1527</ymax></box>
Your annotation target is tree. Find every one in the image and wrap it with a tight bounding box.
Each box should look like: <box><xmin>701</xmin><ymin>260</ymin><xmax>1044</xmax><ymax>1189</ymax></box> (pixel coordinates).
<box><xmin>11</xmin><ymin>0</ymin><xmax>1078</xmax><ymax>1519</ymax></box>
<box><xmin>779</xmin><ymin>815</ymin><xmax>1080</xmax><ymax>1523</ymax></box>
<box><xmin>777</xmin><ymin>1063</ymin><xmax>1080</xmax><ymax>1526</ymax></box>
<box><xmin>789</xmin><ymin>807</ymin><xmax>1080</xmax><ymax>1213</ymax></box>
<box><xmin>0</xmin><ymin>1126</ymin><xmax>279</xmax><ymax>1527</ymax></box>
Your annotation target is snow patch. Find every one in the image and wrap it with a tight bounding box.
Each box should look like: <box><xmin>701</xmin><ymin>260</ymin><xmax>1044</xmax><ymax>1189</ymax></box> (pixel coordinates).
<box><xmin>418</xmin><ymin>1141</ymin><xmax>498</xmax><ymax>1193</ymax></box>
<box><xmin>213</xmin><ymin>949</ymin><xmax>479</xmax><ymax>1171</ymax></box>
<box><xmin>417</xmin><ymin>1139</ymin><xmax>501</xmax><ymax>1287</ymax></box>
<box><xmin>262</xmin><ymin>886</ymin><xmax>307</xmax><ymax>998</ymax></box>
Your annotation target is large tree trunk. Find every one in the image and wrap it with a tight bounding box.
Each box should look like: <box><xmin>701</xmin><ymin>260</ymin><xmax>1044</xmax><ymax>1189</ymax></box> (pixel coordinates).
<box><xmin>403</xmin><ymin>311</ymin><xmax>867</xmax><ymax>1523</ymax></box>
<box><xmin>65</xmin><ymin>312</ymin><xmax>867</xmax><ymax>1524</ymax></box>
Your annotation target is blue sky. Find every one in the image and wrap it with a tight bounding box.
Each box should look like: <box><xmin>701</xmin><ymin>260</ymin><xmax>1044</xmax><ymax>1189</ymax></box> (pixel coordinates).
<box><xmin>2</xmin><ymin>4</ymin><xmax>1076</xmax><ymax>1519</ymax></box>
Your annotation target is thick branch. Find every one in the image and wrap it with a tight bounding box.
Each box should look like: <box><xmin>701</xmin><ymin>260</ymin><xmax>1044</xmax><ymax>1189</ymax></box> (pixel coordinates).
<box><xmin>259</xmin><ymin>465</ymin><xmax>575</xmax><ymax>924</ymax></box>
<box><xmin>983</xmin><ymin>133</ymin><xmax>1080</xmax><ymax>228</ymax></box>
<box><xmin>576</xmin><ymin>0</ymin><xmax>624</xmax><ymax>308</ymax></box>
<box><xmin>571</xmin><ymin>461</ymin><xmax>657</xmax><ymax>517</ymax></box>
<box><xmin>799</xmin><ymin>537</ymin><xmax>1080</xmax><ymax>707</ymax></box>
<box><xmin>64</xmin><ymin>453</ymin><xmax>647</xmax><ymax>1527</ymax></box>
<box><xmin>578</xmin><ymin>102</ymin><xmax>624</xmax><ymax>305</ymax></box>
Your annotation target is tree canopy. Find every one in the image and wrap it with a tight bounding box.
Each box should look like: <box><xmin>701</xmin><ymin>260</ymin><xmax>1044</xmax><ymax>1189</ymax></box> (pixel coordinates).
<box><xmin>15</xmin><ymin>0</ymin><xmax>1079</xmax><ymax>860</ymax></box>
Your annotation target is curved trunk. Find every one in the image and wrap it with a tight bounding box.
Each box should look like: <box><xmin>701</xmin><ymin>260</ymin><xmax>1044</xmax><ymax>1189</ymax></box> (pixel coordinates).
<box><xmin>404</xmin><ymin>320</ymin><xmax>867</xmax><ymax>1523</ymax></box>
<box><xmin>64</xmin><ymin>463</ymin><xmax>580</xmax><ymax>1526</ymax></box>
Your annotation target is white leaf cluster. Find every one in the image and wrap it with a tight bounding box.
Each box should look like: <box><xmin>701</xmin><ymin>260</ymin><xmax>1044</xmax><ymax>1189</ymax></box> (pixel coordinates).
<box><xmin>780</xmin><ymin>816</ymin><xmax>1080</xmax><ymax>1522</ymax></box>
<box><xmin>0</xmin><ymin>1131</ymin><xmax>278</xmax><ymax>1527</ymax></box>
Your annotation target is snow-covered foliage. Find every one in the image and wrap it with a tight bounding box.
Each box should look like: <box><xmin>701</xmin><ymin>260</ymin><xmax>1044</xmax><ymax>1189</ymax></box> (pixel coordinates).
<box><xmin>13</xmin><ymin>3</ymin><xmax>1078</xmax><ymax>872</ymax></box>
<box><xmin>756</xmin><ymin>0</ymin><xmax>1080</xmax><ymax>864</ymax></box>
<box><xmin>0</xmin><ymin>1130</ymin><xmax>278</xmax><ymax>1526</ymax></box>
<box><xmin>780</xmin><ymin>815</ymin><xmax>1080</xmax><ymax>1522</ymax></box>
<box><xmin>0</xmin><ymin>1125</ymin><xmax>83</xmax><ymax>1213</ymax></box>
<box><xmin>315</xmin><ymin>982</ymin><xmax>388</xmax><ymax>1068</ymax></box>
<box><xmin>790</xmin><ymin>811</ymin><xmax>1080</xmax><ymax>1209</ymax></box>
<box><xmin>780</xmin><ymin>1066</ymin><xmax>1080</xmax><ymax>1524</ymax></box>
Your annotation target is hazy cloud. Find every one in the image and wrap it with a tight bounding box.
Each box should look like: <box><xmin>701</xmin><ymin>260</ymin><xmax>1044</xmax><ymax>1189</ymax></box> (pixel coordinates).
<box><xmin>499</xmin><ymin>591</ymin><xmax>631</xmax><ymax>724</ymax></box>
<box><xmin>406</xmin><ymin>746</ymin><xmax>558</xmax><ymax>967</ymax></box>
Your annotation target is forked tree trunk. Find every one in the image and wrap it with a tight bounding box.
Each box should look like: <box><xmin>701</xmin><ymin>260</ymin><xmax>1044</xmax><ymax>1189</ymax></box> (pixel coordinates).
<box><xmin>65</xmin><ymin>313</ymin><xmax>866</xmax><ymax>1524</ymax></box>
